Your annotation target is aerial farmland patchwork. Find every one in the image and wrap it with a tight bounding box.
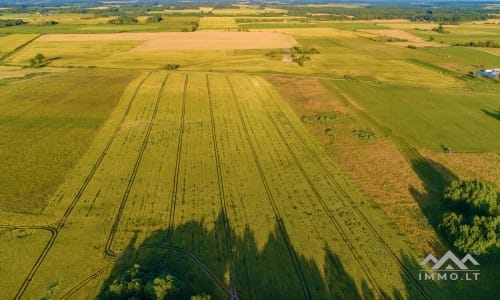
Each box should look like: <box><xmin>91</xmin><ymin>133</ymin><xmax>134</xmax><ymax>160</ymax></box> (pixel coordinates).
<box><xmin>0</xmin><ymin>1</ymin><xmax>498</xmax><ymax>299</ymax></box>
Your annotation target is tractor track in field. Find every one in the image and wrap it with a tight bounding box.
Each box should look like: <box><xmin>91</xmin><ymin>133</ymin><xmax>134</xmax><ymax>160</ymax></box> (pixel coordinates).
<box><xmin>206</xmin><ymin>75</ymin><xmax>239</xmax><ymax>300</ymax></box>
<box><xmin>165</xmin><ymin>75</ymin><xmax>187</xmax><ymax>240</ymax></box>
<box><xmin>11</xmin><ymin>72</ymin><xmax>152</xmax><ymax>300</ymax></box>
<box><xmin>0</xmin><ymin>224</ymin><xmax>57</xmax><ymax>236</ymax></box>
<box><xmin>227</xmin><ymin>76</ymin><xmax>312</xmax><ymax>300</ymax></box>
<box><xmin>61</xmin><ymin>244</ymin><xmax>231</xmax><ymax>299</ymax></box>
<box><xmin>247</xmin><ymin>77</ymin><xmax>383</xmax><ymax>299</ymax></box>
<box><xmin>258</xmin><ymin>78</ymin><xmax>432</xmax><ymax>299</ymax></box>
<box><xmin>104</xmin><ymin>74</ymin><xmax>169</xmax><ymax>257</ymax></box>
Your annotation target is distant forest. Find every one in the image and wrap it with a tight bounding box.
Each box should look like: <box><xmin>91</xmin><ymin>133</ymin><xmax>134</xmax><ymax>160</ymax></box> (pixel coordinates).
<box><xmin>0</xmin><ymin>1</ymin><xmax>498</xmax><ymax>23</ymax></box>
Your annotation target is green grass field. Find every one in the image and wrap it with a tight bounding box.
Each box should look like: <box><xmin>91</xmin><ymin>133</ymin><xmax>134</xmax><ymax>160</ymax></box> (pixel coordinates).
<box><xmin>322</xmin><ymin>80</ymin><xmax>500</xmax><ymax>152</ymax></box>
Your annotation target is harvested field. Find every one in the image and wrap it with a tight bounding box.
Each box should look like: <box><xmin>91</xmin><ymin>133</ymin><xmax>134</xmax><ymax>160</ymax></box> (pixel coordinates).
<box><xmin>37</xmin><ymin>31</ymin><xmax>298</xmax><ymax>50</ymax></box>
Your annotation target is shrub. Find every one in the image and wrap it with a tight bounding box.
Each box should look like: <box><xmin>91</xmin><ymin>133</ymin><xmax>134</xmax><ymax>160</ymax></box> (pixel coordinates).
<box><xmin>164</xmin><ymin>64</ymin><xmax>180</xmax><ymax>70</ymax></box>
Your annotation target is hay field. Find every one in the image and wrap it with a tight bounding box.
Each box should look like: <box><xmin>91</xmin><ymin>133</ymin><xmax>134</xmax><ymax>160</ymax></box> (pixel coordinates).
<box><xmin>198</xmin><ymin>17</ymin><xmax>239</xmax><ymax>29</ymax></box>
<box><xmin>36</xmin><ymin>31</ymin><xmax>297</xmax><ymax>50</ymax></box>
<box><xmin>0</xmin><ymin>34</ymin><xmax>38</xmax><ymax>58</ymax></box>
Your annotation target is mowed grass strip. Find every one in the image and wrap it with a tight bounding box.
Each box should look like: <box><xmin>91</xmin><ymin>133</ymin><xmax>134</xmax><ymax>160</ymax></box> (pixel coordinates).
<box><xmin>0</xmin><ymin>69</ymin><xmax>136</xmax><ymax>213</ymax></box>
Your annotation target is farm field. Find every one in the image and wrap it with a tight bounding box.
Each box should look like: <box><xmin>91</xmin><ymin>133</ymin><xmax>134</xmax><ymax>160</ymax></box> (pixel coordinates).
<box><xmin>0</xmin><ymin>69</ymin><xmax>136</xmax><ymax>213</ymax></box>
<box><xmin>1</xmin><ymin>2</ymin><xmax>499</xmax><ymax>299</ymax></box>
<box><xmin>0</xmin><ymin>34</ymin><xmax>38</xmax><ymax>59</ymax></box>
<box><xmin>0</xmin><ymin>71</ymin><xmax>453</xmax><ymax>299</ymax></box>
<box><xmin>323</xmin><ymin>80</ymin><xmax>500</xmax><ymax>152</ymax></box>
<box><xmin>198</xmin><ymin>17</ymin><xmax>239</xmax><ymax>29</ymax></box>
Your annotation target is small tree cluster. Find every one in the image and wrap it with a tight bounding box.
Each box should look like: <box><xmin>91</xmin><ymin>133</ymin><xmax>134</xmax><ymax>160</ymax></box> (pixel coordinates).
<box><xmin>290</xmin><ymin>46</ymin><xmax>320</xmax><ymax>54</ymax></box>
<box><xmin>101</xmin><ymin>264</ymin><xmax>211</xmax><ymax>300</ymax></box>
<box><xmin>432</xmin><ymin>24</ymin><xmax>449</xmax><ymax>34</ymax></box>
<box><xmin>29</xmin><ymin>53</ymin><xmax>46</xmax><ymax>68</ymax></box>
<box><xmin>146</xmin><ymin>14</ymin><xmax>163</xmax><ymax>23</ymax></box>
<box><xmin>292</xmin><ymin>54</ymin><xmax>310</xmax><ymax>67</ymax></box>
<box><xmin>164</xmin><ymin>64</ymin><xmax>179</xmax><ymax>70</ymax></box>
<box><xmin>439</xmin><ymin>180</ymin><xmax>499</xmax><ymax>254</ymax></box>
<box><xmin>0</xmin><ymin>19</ymin><xmax>27</xmax><ymax>27</ymax></box>
<box><xmin>453</xmin><ymin>40</ymin><xmax>500</xmax><ymax>48</ymax></box>
<box><xmin>108</xmin><ymin>15</ymin><xmax>138</xmax><ymax>25</ymax></box>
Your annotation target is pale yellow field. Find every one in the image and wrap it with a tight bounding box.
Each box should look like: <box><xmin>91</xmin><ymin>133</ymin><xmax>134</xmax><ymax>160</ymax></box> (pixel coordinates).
<box><xmin>37</xmin><ymin>31</ymin><xmax>298</xmax><ymax>50</ymax></box>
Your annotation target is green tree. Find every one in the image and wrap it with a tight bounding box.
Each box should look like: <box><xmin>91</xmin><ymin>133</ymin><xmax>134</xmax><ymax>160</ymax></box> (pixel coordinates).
<box><xmin>439</xmin><ymin>212</ymin><xmax>499</xmax><ymax>254</ymax></box>
<box><xmin>444</xmin><ymin>180</ymin><xmax>498</xmax><ymax>216</ymax></box>
<box><xmin>145</xmin><ymin>275</ymin><xmax>185</xmax><ymax>300</ymax></box>
<box><xmin>30</xmin><ymin>53</ymin><xmax>46</xmax><ymax>68</ymax></box>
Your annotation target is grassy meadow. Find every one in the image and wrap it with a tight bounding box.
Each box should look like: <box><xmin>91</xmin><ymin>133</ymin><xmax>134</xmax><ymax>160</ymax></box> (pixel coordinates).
<box><xmin>0</xmin><ymin>6</ymin><xmax>499</xmax><ymax>300</ymax></box>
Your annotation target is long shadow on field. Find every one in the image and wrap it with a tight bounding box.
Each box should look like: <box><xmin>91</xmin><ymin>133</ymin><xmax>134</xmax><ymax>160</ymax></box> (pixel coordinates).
<box><xmin>407</xmin><ymin>156</ymin><xmax>457</xmax><ymax>228</ymax></box>
<box><xmin>98</xmin><ymin>212</ymin><xmax>377</xmax><ymax>299</ymax></box>
<box><xmin>481</xmin><ymin>109</ymin><xmax>500</xmax><ymax>121</ymax></box>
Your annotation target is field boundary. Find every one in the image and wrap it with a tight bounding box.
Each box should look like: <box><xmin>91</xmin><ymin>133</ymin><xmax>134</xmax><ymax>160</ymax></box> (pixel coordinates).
<box><xmin>0</xmin><ymin>34</ymin><xmax>40</xmax><ymax>63</ymax></box>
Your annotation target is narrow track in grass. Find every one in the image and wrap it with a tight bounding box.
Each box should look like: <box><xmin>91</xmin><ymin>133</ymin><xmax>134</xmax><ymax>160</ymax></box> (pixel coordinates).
<box><xmin>165</xmin><ymin>75</ymin><xmax>188</xmax><ymax>240</ymax></box>
<box><xmin>259</xmin><ymin>78</ymin><xmax>433</xmax><ymax>299</ymax></box>
<box><xmin>227</xmin><ymin>76</ymin><xmax>312</xmax><ymax>300</ymax></box>
<box><xmin>104</xmin><ymin>74</ymin><xmax>169</xmax><ymax>257</ymax></box>
<box><xmin>247</xmin><ymin>77</ymin><xmax>383</xmax><ymax>299</ymax></box>
<box><xmin>206</xmin><ymin>75</ymin><xmax>239</xmax><ymax>300</ymax></box>
<box><xmin>62</xmin><ymin>245</ymin><xmax>232</xmax><ymax>299</ymax></box>
<box><xmin>12</xmin><ymin>72</ymin><xmax>152</xmax><ymax>300</ymax></box>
